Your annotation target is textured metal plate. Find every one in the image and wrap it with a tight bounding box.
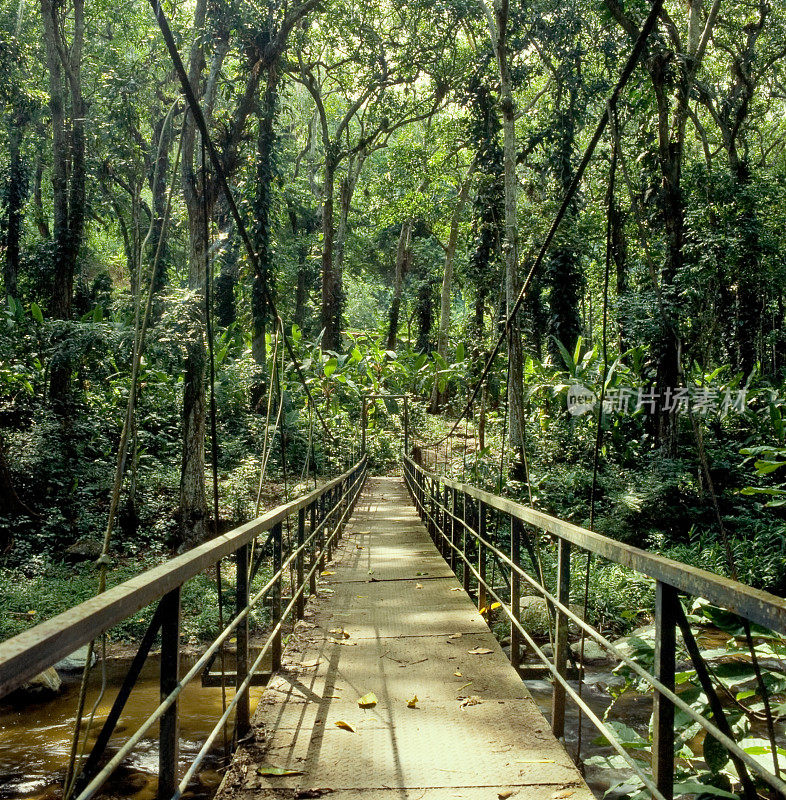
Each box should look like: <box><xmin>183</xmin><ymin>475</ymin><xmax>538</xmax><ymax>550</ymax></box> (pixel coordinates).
<box><xmin>214</xmin><ymin>477</ymin><xmax>594</xmax><ymax>800</ymax></box>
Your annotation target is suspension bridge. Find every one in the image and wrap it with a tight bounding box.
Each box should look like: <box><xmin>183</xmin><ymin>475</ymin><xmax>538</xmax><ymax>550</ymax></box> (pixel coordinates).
<box><xmin>2</xmin><ymin>442</ymin><xmax>786</xmax><ymax>800</ymax></box>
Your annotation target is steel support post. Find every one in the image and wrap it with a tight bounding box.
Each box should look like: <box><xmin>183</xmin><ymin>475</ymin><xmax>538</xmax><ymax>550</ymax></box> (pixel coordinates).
<box><xmin>158</xmin><ymin>587</ymin><xmax>181</xmax><ymax>799</ymax></box>
<box><xmin>442</xmin><ymin>484</ymin><xmax>449</xmax><ymax>560</ymax></box>
<box><xmin>296</xmin><ymin>508</ymin><xmax>306</xmax><ymax>619</ymax></box>
<box><xmin>552</xmin><ymin>538</ymin><xmax>571</xmax><ymax>738</ymax></box>
<box><xmin>462</xmin><ymin>494</ymin><xmax>471</xmax><ymax>592</ymax></box>
<box><xmin>478</xmin><ymin>502</ymin><xmax>487</xmax><ymax>613</ymax></box>
<box><xmin>235</xmin><ymin>543</ymin><xmax>250</xmax><ymax>737</ymax></box>
<box><xmin>309</xmin><ymin>503</ymin><xmax>317</xmax><ymax>596</ymax></box>
<box><xmin>510</xmin><ymin>518</ymin><xmax>522</xmax><ymax>669</ymax></box>
<box><xmin>653</xmin><ymin>580</ymin><xmax>678</xmax><ymax>800</ymax></box>
<box><xmin>272</xmin><ymin>521</ymin><xmax>283</xmax><ymax>671</ymax></box>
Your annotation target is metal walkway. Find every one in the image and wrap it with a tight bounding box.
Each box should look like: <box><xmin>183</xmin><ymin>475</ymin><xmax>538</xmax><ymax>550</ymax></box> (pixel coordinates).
<box><xmin>215</xmin><ymin>476</ymin><xmax>594</xmax><ymax>800</ymax></box>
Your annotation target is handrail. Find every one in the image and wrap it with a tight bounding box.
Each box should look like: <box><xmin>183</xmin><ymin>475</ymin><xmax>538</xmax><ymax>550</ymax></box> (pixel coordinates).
<box><xmin>403</xmin><ymin>455</ymin><xmax>786</xmax><ymax>800</ymax></box>
<box><xmin>0</xmin><ymin>455</ymin><xmax>368</xmax><ymax>800</ymax></box>
<box><xmin>405</xmin><ymin>456</ymin><xmax>786</xmax><ymax>634</ymax></box>
<box><xmin>0</xmin><ymin>459</ymin><xmax>365</xmax><ymax>698</ymax></box>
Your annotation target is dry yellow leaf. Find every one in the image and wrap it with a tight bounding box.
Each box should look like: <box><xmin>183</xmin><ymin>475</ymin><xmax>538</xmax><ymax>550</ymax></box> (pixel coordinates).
<box><xmin>454</xmin><ymin>670</ymin><xmax>462</xmax><ymax>677</ymax></box>
<box><xmin>447</xmin><ymin>633</ymin><xmax>462</xmax><ymax>640</ymax></box>
<box><xmin>459</xmin><ymin>695</ymin><xmax>482</xmax><ymax>708</ymax></box>
<box><xmin>552</xmin><ymin>792</ymin><xmax>575</xmax><ymax>799</ymax></box>
<box><xmin>490</xmin><ymin>602</ymin><xmax>501</xmax><ymax>610</ymax></box>
<box><xmin>450</xmin><ymin>587</ymin><xmax>462</xmax><ymax>592</ymax></box>
<box><xmin>498</xmin><ymin>792</ymin><xmax>517</xmax><ymax>799</ymax></box>
<box><xmin>467</xmin><ymin>647</ymin><xmax>493</xmax><ymax>655</ymax></box>
<box><xmin>321</xmin><ymin>570</ymin><xmax>335</xmax><ymax>576</ymax></box>
<box><xmin>334</xmin><ymin>720</ymin><xmax>355</xmax><ymax>732</ymax></box>
<box><xmin>415</xmin><ymin>583</ymin><xmax>423</xmax><ymax>589</ymax></box>
<box><xmin>358</xmin><ymin>692</ymin><xmax>378</xmax><ymax>708</ymax></box>
<box><xmin>407</xmin><ymin>695</ymin><xmax>419</xmax><ymax>708</ymax></box>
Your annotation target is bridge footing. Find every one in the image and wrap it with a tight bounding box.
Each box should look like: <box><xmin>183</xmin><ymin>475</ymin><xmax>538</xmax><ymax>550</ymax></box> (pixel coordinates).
<box><xmin>215</xmin><ymin>476</ymin><xmax>594</xmax><ymax>800</ymax></box>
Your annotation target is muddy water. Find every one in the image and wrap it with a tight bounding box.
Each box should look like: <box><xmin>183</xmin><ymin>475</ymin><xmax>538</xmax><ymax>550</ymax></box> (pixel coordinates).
<box><xmin>525</xmin><ymin>671</ymin><xmax>652</xmax><ymax>799</ymax></box>
<box><xmin>0</xmin><ymin>656</ymin><xmax>265</xmax><ymax>800</ymax></box>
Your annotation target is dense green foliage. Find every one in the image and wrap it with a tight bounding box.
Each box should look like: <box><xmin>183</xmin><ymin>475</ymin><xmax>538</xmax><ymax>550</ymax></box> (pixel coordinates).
<box><xmin>3</xmin><ymin>0</ymin><xmax>786</xmax><ymax>794</ymax></box>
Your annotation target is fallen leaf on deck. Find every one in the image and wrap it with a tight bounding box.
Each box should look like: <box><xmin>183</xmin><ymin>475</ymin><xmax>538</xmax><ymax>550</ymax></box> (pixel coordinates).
<box><xmin>321</xmin><ymin>571</ymin><xmax>335</xmax><ymax>576</ymax></box>
<box><xmin>407</xmin><ymin>695</ymin><xmax>419</xmax><ymax>708</ymax></box>
<box><xmin>498</xmin><ymin>792</ymin><xmax>517</xmax><ymax>799</ymax></box>
<box><xmin>459</xmin><ymin>695</ymin><xmax>481</xmax><ymax>708</ymax></box>
<box><xmin>301</xmin><ymin>660</ymin><xmax>320</xmax><ymax>668</ymax></box>
<box><xmin>447</xmin><ymin>633</ymin><xmax>462</xmax><ymax>640</ymax></box>
<box><xmin>552</xmin><ymin>792</ymin><xmax>575</xmax><ymax>799</ymax></box>
<box><xmin>454</xmin><ymin>670</ymin><xmax>462</xmax><ymax>677</ymax></box>
<box><xmin>257</xmin><ymin>765</ymin><xmax>304</xmax><ymax>776</ymax></box>
<box><xmin>416</xmin><ymin>572</ymin><xmax>429</xmax><ymax>576</ymax></box>
<box><xmin>450</xmin><ymin>587</ymin><xmax>462</xmax><ymax>592</ymax></box>
<box><xmin>358</xmin><ymin>692</ymin><xmax>378</xmax><ymax>708</ymax></box>
<box><xmin>330</xmin><ymin>638</ymin><xmax>357</xmax><ymax>646</ymax></box>
<box><xmin>415</xmin><ymin>583</ymin><xmax>423</xmax><ymax>589</ymax></box>
<box><xmin>467</xmin><ymin>647</ymin><xmax>493</xmax><ymax>655</ymax></box>
<box><xmin>356</xmin><ymin>545</ymin><xmax>364</xmax><ymax>549</ymax></box>
<box><xmin>334</xmin><ymin>720</ymin><xmax>355</xmax><ymax>732</ymax></box>
<box><xmin>295</xmin><ymin>790</ymin><xmax>334</xmax><ymax>798</ymax></box>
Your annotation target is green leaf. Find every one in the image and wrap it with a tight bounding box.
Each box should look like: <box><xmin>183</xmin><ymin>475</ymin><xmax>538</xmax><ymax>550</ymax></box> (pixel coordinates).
<box><xmin>256</xmin><ymin>765</ymin><xmax>304</xmax><ymax>776</ymax></box>
<box><xmin>30</xmin><ymin>302</ymin><xmax>44</xmax><ymax>324</ymax></box>
<box><xmin>592</xmin><ymin>721</ymin><xmax>649</xmax><ymax>750</ymax></box>
<box><xmin>672</xmin><ymin>781</ymin><xmax>737</xmax><ymax>798</ymax></box>
<box><xmin>703</xmin><ymin>735</ymin><xmax>730</xmax><ymax>774</ymax></box>
<box><xmin>324</xmin><ymin>357</ymin><xmax>338</xmax><ymax>377</ymax></box>
<box><xmin>93</xmin><ymin>306</ymin><xmax>103</xmax><ymax>323</ymax></box>
<box><xmin>456</xmin><ymin>343</ymin><xmax>465</xmax><ymax>361</ymax></box>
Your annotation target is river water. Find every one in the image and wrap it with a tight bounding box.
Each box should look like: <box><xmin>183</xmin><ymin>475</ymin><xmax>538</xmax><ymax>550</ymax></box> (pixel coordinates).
<box><xmin>0</xmin><ymin>656</ymin><xmax>265</xmax><ymax>800</ymax></box>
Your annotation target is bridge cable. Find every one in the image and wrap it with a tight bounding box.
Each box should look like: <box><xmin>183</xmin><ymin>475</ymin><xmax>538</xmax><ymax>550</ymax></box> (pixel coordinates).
<box><xmin>202</xmin><ymin>132</ymin><xmax>231</xmax><ymax>761</ymax></box>
<box><xmin>63</xmin><ymin>104</ymin><xmax>185</xmax><ymax>800</ymax></box>
<box><xmin>148</xmin><ymin>0</ymin><xmax>334</xmax><ymax>443</ymax></box>
<box><xmin>421</xmin><ymin>0</ymin><xmax>664</xmax><ymax>452</ymax></box>
<box><xmin>613</xmin><ymin>89</ymin><xmax>780</xmax><ymax>777</ymax></box>
<box><xmin>575</xmin><ymin>101</ymin><xmax>618</xmax><ymax>768</ymax></box>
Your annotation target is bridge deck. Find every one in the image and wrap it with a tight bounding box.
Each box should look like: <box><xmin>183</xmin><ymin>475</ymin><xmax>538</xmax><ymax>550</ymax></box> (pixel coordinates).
<box><xmin>215</xmin><ymin>476</ymin><xmax>594</xmax><ymax>800</ymax></box>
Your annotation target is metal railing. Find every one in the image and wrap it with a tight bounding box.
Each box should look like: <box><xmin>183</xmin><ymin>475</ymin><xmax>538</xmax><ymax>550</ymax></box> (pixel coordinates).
<box><xmin>0</xmin><ymin>456</ymin><xmax>367</xmax><ymax>800</ymax></box>
<box><xmin>403</xmin><ymin>455</ymin><xmax>786</xmax><ymax>800</ymax></box>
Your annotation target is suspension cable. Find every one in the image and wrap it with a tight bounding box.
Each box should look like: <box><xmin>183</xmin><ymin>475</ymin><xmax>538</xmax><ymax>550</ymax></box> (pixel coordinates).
<box><xmin>148</xmin><ymin>0</ymin><xmax>333</xmax><ymax>441</ymax></box>
<box><xmin>422</xmin><ymin>0</ymin><xmax>664</xmax><ymax>450</ymax></box>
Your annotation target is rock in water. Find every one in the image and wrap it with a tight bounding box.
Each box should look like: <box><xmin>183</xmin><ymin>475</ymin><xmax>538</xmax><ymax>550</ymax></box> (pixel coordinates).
<box><xmin>570</xmin><ymin>640</ymin><xmax>611</xmax><ymax>664</ymax></box>
<box><xmin>55</xmin><ymin>644</ymin><xmax>97</xmax><ymax>672</ymax></box>
<box><xmin>19</xmin><ymin>667</ymin><xmax>62</xmax><ymax>697</ymax></box>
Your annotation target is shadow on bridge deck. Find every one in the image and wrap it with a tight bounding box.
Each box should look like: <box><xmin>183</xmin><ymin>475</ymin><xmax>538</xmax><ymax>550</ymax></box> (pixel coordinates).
<box><xmin>215</xmin><ymin>476</ymin><xmax>594</xmax><ymax>800</ymax></box>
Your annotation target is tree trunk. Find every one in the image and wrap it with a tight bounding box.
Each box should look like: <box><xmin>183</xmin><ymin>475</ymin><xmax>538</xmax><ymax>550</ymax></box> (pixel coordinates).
<box><xmin>252</xmin><ymin>67</ymin><xmax>278</xmax><ymax>364</ymax></box>
<box><xmin>3</xmin><ymin>123</ymin><xmax>24</xmax><ymax>299</ymax></box>
<box><xmin>387</xmin><ymin>220</ymin><xmax>412</xmax><ymax>350</ymax></box>
<box><xmin>430</xmin><ymin>164</ymin><xmax>474</xmax><ymax>411</ymax></box>
<box><xmin>41</xmin><ymin>0</ymin><xmax>86</xmax><ymax>404</ymax></box>
<box><xmin>149</xmin><ymin>112</ymin><xmax>173</xmax><ymax>292</ymax></box>
<box><xmin>491</xmin><ymin>0</ymin><xmax>526</xmax><ymax>465</ymax></box>
<box><xmin>178</xmin><ymin>194</ymin><xmax>211</xmax><ymax>548</ymax></box>
<box><xmin>416</xmin><ymin>276</ymin><xmax>433</xmax><ymax>354</ymax></box>
<box><xmin>320</xmin><ymin>157</ymin><xmax>340</xmax><ymax>350</ymax></box>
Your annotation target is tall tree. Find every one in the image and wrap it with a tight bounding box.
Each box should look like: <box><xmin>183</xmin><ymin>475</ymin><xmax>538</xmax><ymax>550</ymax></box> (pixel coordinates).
<box><xmin>40</xmin><ymin>0</ymin><xmax>86</xmax><ymax>403</ymax></box>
